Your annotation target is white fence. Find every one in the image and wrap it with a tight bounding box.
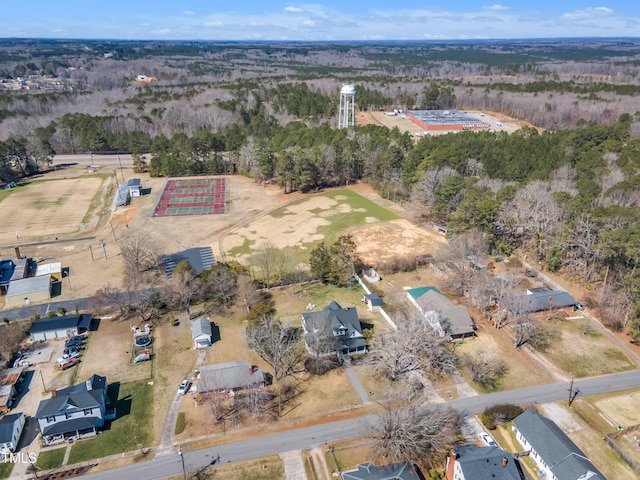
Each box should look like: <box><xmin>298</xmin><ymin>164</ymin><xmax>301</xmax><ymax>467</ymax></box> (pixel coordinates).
<box><xmin>354</xmin><ymin>274</ymin><xmax>397</xmax><ymax>331</ymax></box>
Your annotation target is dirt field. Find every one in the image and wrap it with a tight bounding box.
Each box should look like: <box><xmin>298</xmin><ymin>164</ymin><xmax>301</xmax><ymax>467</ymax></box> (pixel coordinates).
<box><xmin>0</xmin><ymin>174</ymin><xmax>112</xmax><ymax>244</ymax></box>
<box><xmin>351</xmin><ymin>219</ymin><xmax>446</xmax><ymax>265</ymax></box>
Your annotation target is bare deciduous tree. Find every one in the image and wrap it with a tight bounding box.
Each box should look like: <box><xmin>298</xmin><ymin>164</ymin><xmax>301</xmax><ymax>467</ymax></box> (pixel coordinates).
<box><xmin>246</xmin><ymin>316</ymin><xmax>305</xmax><ymax>382</ymax></box>
<box><xmin>366</xmin><ymin>393</ymin><xmax>461</xmax><ymax>464</ymax></box>
<box><xmin>411</xmin><ymin>166</ymin><xmax>457</xmax><ymax>209</ymax></box>
<box><xmin>368</xmin><ymin>309</ymin><xmax>456</xmax><ymax>381</ymax></box>
<box><xmin>251</xmin><ymin>242</ymin><xmax>282</xmax><ymax>289</ymax></box>
<box><xmin>120</xmin><ymin>233</ymin><xmax>160</xmax><ymax>277</ymax></box>
<box><xmin>463</xmin><ymin>351</ymin><xmax>508</xmax><ymax>389</ymax></box>
<box><xmin>437</xmin><ymin>230</ymin><xmax>488</xmax><ymax>295</ymax></box>
<box><xmin>166</xmin><ymin>260</ymin><xmax>202</xmax><ymax>318</ymax></box>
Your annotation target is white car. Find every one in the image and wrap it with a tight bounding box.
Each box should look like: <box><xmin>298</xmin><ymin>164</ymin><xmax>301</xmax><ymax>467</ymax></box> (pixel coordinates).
<box><xmin>480</xmin><ymin>433</ymin><xmax>497</xmax><ymax>447</ymax></box>
<box><xmin>178</xmin><ymin>380</ymin><xmax>190</xmax><ymax>395</ymax></box>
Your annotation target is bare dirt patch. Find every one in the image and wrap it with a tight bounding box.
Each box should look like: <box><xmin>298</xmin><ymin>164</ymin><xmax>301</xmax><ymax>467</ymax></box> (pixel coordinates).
<box><xmin>350</xmin><ymin>219</ymin><xmax>446</xmax><ymax>265</ymax></box>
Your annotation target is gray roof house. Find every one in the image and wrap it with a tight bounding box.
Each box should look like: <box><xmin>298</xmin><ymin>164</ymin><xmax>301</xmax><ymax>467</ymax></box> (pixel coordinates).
<box><xmin>191</xmin><ymin>317</ymin><xmax>212</xmax><ymax>349</ymax></box>
<box><xmin>512</xmin><ymin>409</ymin><xmax>606</xmax><ymax>480</ymax></box>
<box><xmin>445</xmin><ymin>445</ymin><xmax>524</xmax><ymax>480</ymax></box>
<box><xmin>513</xmin><ymin>287</ymin><xmax>579</xmax><ymax>314</ymax></box>
<box><xmin>0</xmin><ymin>412</ymin><xmax>25</xmax><ymax>454</ymax></box>
<box><xmin>196</xmin><ymin>360</ymin><xmax>265</xmax><ymax>394</ymax></box>
<box><xmin>342</xmin><ymin>461</ymin><xmax>420</xmax><ymax>480</ymax></box>
<box><xmin>301</xmin><ymin>301</ymin><xmax>368</xmax><ymax>357</ymax></box>
<box><xmin>407</xmin><ymin>288</ymin><xmax>475</xmax><ymax>339</ymax></box>
<box><xmin>35</xmin><ymin>374</ymin><xmax>113</xmax><ymax>446</ymax></box>
<box><xmin>30</xmin><ymin>314</ymin><xmax>92</xmax><ymax>341</ymax></box>
<box><xmin>161</xmin><ymin>247</ymin><xmax>216</xmax><ymax>276</ymax></box>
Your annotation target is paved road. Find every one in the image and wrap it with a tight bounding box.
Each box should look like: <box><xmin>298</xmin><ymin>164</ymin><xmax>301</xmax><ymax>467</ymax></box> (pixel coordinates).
<box><xmin>53</xmin><ymin>153</ymin><xmax>134</xmax><ymax>166</ymax></box>
<box><xmin>76</xmin><ymin>369</ymin><xmax>640</xmax><ymax>480</ymax></box>
<box><xmin>1</xmin><ymin>297</ymin><xmax>93</xmax><ymax>321</ymax></box>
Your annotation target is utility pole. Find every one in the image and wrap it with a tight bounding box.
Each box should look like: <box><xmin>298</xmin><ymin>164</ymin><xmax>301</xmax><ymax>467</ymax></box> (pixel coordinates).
<box><xmin>101</xmin><ymin>240</ymin><xmax>107</xmax><ymax>260</ymax></box>
<box><xmin>568</xmin><ymin>374</ymin><xmax>576</xmax><ymax>406</ymax></box>
<box><xmin>178</xmin><ymin>444</ymin><xmax>187</xmax><ymax>480</ymax></box>
<box><xmin>118</xmin><ymin>153</ymin><xmax>125</xmax><ymax>184</ymax></box>
<box><xmin>39</xmin><ymin>370</ymin><xmax>47</xmax><ymax>394</ymax></box>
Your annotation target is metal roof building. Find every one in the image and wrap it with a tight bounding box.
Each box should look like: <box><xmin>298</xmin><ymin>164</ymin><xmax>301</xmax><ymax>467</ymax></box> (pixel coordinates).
<box><xmin>160</xmin><ymin>246</ymin><xmax>216</xmax><ymax>276</ymax></box>
<box><xmin>5</xmin><ymin>275</ymin><xmax>51</xmax><ymax>308</ymax></box>
<box><xmin>407</xmin><ymin>109</ymin><xmax>490</xmax><ymax>133</ymax></box>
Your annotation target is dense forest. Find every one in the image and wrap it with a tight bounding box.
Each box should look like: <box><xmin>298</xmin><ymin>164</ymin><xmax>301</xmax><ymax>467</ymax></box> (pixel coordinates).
<box><xmin>2</xmin><ymin>39</ymin><xmax>640</xmax><ymax>339</ymax></box>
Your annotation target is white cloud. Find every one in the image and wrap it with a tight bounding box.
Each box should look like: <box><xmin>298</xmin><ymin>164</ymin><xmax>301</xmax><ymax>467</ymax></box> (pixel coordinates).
<box><xmin>483</xmin><ymin>4</ymin><xmax>510</xmax><ymax>11</ymax></box>
<box><xmin>563</xmin><ymin>6</ymin><xmax>614</xmax><ymax>20</ymax></box>
<box><xmin>285</xmin><ymin>6</ymin><xmax>304</xmax><ymax>13</ymax></box>
<box><xmin>150</xmin><ymin>28</ymin><xmax>172</xmax><ymax>34</ymax></box>
<box><xmin>300</xmin><ymin>20</ymin><xmax>316</xmax><ymax>27</ymax></box>
<box><xmin>204</xmin><ymin>21</ymin><xmax>223</xmax><ymax>27</ymax></box>
<box><xmin>183</xmin><ymin>10</ymin><xmax>195</xmax><ymax>16</ymax></box>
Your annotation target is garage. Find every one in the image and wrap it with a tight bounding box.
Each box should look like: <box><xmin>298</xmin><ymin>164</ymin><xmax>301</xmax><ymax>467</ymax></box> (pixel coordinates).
<box><xmin>29</xmin><ymin>314</ymin><xmax>93</xmax><ymax>341</ymax></box>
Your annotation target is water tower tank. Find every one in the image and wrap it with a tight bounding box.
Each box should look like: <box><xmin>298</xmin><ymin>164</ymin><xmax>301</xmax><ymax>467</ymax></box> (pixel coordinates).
<box><xmin>338</xmin><ymin>84</ymin><xmax>356</xmax><ymax>129</ymax></box>
<box><xmin>340</xmin><ymin>84</ymin><xmax>356</xmax><ymax>95</ymax></box>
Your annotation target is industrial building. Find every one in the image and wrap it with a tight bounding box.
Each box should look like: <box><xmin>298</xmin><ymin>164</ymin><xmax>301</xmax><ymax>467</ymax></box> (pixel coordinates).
<box><xmin>407</xmin><ymin>109</ymin><xmax>490</xmax><ymax>134</ymax></box>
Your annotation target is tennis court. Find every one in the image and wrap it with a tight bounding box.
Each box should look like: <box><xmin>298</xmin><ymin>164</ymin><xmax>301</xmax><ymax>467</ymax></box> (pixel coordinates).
<box><xmin>152</xmin><ymin>177</ymin><xmax>226</xmax><ymax>217</ymax></box>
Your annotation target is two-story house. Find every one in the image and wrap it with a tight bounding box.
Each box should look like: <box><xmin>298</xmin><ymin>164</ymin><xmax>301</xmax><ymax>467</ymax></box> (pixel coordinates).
<box><xmin>445</xmin><ymin>445</ymin><xmax>525</xmax><ymax>480</ymax></box>
<box><xmin>301</xmin><ymin>301</ymin><xmax>368</xmax><ymax>357</ymax></box>
<box><xmin>0</xmin><ymin>412</ymin><xmax>25</xmax><ymax>454</ymax></box>
<box><xmin>35</xmin><ymin>374</ymin><xmax>114</xmax><ymax>446</ymax></box>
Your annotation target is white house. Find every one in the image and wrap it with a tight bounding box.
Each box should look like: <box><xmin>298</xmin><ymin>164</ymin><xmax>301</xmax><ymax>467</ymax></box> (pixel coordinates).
<box><xmin>191</xmin><ymin>318</ymin><xmax>212</xmax><ymax>349</ymax></box>
<box><xmin>36</xmin><ymin>374</ymin><xmax>113</xmax><ymax>446</ymax></box>
<box><xmin>512</xmin><ymin>409</ymin><xmax>606</xmax><ymax>480</ymax></box>
<box><xmin>0</xmin><ymin>412</ymin><xmax>25</xmax><ymax>454</ymax></box>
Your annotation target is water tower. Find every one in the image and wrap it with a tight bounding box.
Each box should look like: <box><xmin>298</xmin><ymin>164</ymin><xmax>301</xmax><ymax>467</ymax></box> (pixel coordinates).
<box><xmin>338</xmin><ymin>84</ymin><xmax>356</xmax><ymax>129</ymax></box>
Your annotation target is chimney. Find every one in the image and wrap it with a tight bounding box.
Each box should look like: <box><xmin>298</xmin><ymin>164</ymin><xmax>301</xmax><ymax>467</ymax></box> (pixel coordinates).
<box><xmin>51</xmin><ymin>389</ymin><xmax>57</xmax><ymax>398</ymax></box>
<box><xmin>14</xmin><ymin>247</ymin><xmax>21</xmax><ymax>259</ymax></box>
<box><xmin>502</xmin><ymin>457</ymin><xmax>508</xmax><ymax>467</ymax></box>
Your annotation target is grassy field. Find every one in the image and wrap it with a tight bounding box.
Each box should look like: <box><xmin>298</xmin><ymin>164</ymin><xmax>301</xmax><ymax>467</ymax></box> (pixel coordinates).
<box><xmin>224</xmin><ymin>188</ymin><xmax>399</xmax><ymax>259</ymax></box>
<box><xmin>67</xmin><ymin>379</ymin><xmax>154</xmax><ymax>464</ymax></box>
<box><xmin>36</xmin><ymin>447</ymin><xmax>66</xmax><ymax>470</ymax></box>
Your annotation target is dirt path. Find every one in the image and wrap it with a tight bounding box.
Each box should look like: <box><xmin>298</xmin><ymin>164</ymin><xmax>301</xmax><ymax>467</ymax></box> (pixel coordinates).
<box><xmin>309</xmin><ymin>447</ymin><xmax>332</xmax><ymax>480</ymax></box>
<box><xmin>280</xmin><ymin>450</ymin><xmax>308</xmax><ymax>480</ymax></box>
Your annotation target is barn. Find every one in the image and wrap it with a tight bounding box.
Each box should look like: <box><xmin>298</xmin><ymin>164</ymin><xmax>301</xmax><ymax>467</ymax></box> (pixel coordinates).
<box><xmin>29</xmin><ymin>314</ymin><xmax>92</xmax><ymax>341</ymax></box>
<box><xmin>5</xmin><ymin>275</ymin><xmax>51</xmax><ymax>307</ymax></box>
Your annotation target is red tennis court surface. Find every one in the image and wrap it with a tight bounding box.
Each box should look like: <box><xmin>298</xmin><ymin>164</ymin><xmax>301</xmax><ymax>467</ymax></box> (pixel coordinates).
<box><xmin>152</xmin><ymin>177</ymin><xmax>226</xmax><ymax>217</ymax></box>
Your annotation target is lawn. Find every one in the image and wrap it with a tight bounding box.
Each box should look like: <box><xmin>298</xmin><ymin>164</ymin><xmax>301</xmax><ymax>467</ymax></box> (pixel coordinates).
<box><xmin>189</xmin><ymin>455</ymin><xmax>284</xmax><ymax>480</ymax></box>
<box><xmin>0</xmin><ymin>462</ymin><xmax>13</xmax><ymax>479</ymax></box>
<box><xmin>542</xmin><ymin>317</ymin><xmax>636</xmax><ymax>377</ymax></box>
<box><xmin>67</xmin><ymin>379</ymin><xmax>154</xmax><ymax>465</ymax></box>
<box><xmin>36</xmin><ymin>447</ymin><xmax>66</xmax><ymax>470</ymax></box>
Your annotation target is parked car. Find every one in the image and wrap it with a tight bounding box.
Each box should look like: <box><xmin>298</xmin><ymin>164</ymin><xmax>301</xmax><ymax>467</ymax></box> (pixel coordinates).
<box><xmin>523</xmin><ymin>268</ymin><xmax>538</xmax><ymax>278</ymax></box>
<box><xmin>480</xmin><ymin>433</ymin><xmax>497</xmax><ymax>447</ymax></box>
<box><xmin>178</xmin><ymin>380</ymin><xmax>190</xmax><ymax>395</ymax></box>
<box><xmin>58</xmin><ymin>358</ymin><xmax>80</xmax><ymax>370</ymax></box>
<box><xmin>574</xmin><ymin>302</ymin><xmax>585</xmax><ymax>311</ymax></box>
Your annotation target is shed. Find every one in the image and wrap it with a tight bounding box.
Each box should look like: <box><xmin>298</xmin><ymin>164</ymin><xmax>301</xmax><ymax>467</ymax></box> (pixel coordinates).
<box><xmin>29</xmin><ymin>314</ymin><xmax>92</xmax><ymax>341</ymax></box>
<box><xmin>5</xmin><ymin>275</ymin><xmax>51</xmax><ymax>307</ymax></box>
<box><xmin>0</xmin><ymin>412</ymin><xmax>25</xmax><ymax>454</ymax></box>
<box><xmin>127</xmin><ymin>178</ymin><xmax>141</xmax><ymax>197</ymax></box>
<box><xmin>191</xmin><ymin>318</ymin><xmax>212</xmax><ymax>349</ymax></box>
<box><xmin>36</xmin><ymin>262</ymin><xmax>62</xmax><ymax>282</ymax></box>
<box><xmin>363</xmin><ymin>293</ymin><xmax>383</xmax><ymax>312</ymax></box>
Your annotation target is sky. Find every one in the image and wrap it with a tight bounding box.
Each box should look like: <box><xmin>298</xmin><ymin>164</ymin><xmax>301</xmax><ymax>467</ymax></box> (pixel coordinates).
<box><xmin>1</xmin><ymin>1</ymin><xmax>639</xmax><ymax>41</ymax></box>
